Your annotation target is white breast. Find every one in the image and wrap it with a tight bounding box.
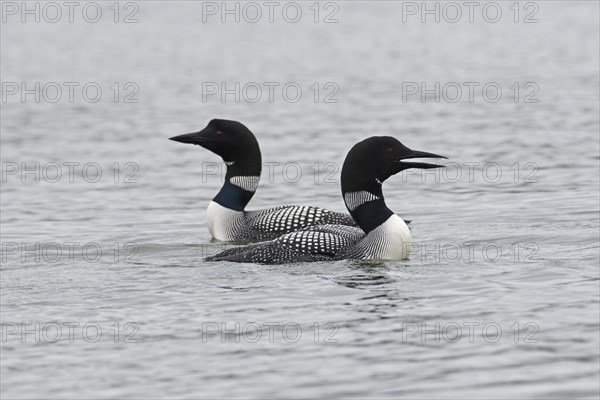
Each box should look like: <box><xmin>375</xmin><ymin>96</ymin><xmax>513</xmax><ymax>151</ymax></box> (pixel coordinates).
<box><xmin>360</xmin><ymin>214</ymin><xmax>412</xmax><ymax>260</ymax></box>
<box><xmin>206</xmin><ymin>201</ymin><xmax>244</xmax><ymax>241</ymax></box>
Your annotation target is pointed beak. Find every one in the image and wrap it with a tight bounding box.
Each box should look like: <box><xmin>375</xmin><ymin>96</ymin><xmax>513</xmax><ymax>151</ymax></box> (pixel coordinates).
<box><xmin>169</xmin><ymin>131</ymin><xmax>208</xmax><ymax>146</ymax></box>
<box><xmin>396</xmin><ymin>149</ymin><xmax>447</xmax><ymax>169</ymax></box>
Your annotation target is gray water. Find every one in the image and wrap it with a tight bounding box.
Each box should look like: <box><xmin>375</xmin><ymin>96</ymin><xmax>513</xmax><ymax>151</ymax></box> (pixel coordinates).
<box><xmin>1</xmin><ymin>1</ymin><xmax>599</xmax><ymax>398</ymax></box>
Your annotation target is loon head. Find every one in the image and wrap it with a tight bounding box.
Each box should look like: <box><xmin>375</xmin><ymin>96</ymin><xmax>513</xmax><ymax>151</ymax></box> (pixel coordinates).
<box><xmin>341</xmin><ymin>136</ymin><xmax>446</xmax><ymax>233</ymax></box>
<box><xmin>170</xmin><ymin>119</ymin><xmax>262</xmax><ymax>176</ymax></box>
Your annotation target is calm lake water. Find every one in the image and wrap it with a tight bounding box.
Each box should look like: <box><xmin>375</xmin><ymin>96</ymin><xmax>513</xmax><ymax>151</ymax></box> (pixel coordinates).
<box><xmin>1</xmin><ymin>1</ymin><xmax>599</xmax><ymax>398</ymax></box>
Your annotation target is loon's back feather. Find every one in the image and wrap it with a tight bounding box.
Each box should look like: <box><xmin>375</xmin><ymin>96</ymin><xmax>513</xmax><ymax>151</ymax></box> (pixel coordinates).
<box><xmin>246</xmin><ymin>205</ymin><xmax>356</xmax><ymax>233</ymax></box>
<box><xmin>207</xmin><ymin>202</ymin><xmax>357</xmax><ymax>243</ymax></box>
<box><xmin>206</xmin><ymin>224</ymin><xmax>364</xmax><ymax>264</ymax></box>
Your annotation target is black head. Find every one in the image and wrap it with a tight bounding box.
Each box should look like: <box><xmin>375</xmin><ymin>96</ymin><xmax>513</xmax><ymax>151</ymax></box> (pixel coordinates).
<box><xmin>341</xmin><ymin>136</ymin><xmax>446</xmax><ymax>194</ymax></box>
<box><xmin>340</xmin><ymin>136</ymin><xmax>446</xmax><ymax>233</ymax></box>
<box><xmin>169</xmin><ymin>119</ymin><xmax>261</xmax><ymax>172</ymax></box>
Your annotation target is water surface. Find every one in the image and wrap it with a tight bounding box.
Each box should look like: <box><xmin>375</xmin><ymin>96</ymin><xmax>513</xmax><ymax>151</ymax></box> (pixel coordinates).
<box><xmin>1</xmin><ymin>1</ymin><xmax>599</xmax><ymax>398</ymax></box>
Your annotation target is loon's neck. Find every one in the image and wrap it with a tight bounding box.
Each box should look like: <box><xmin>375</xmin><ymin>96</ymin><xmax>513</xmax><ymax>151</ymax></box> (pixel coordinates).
<box><xmin>343</xmin><ymin>184</ymin><xmax>394</xmax><ymax>234</ymax></box>
<box><xmin>212</xmin><ymin>160</ymin><xmax>261</xmax><ymax>212</ymax></box>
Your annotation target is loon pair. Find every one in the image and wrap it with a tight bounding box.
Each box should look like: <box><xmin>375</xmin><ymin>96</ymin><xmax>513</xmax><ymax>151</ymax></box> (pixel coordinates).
<box><xmin>170</xmin><ymin>119</ymin><xmax>446</xmax><ymax>264</ymax></box>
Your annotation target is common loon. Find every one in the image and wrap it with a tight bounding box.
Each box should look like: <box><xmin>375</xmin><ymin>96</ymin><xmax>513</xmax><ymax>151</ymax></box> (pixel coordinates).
<box><xmin>206</xmin><ymin>136</ymin><xmax>446</xmax><ymax>264</ymax></box>
<box><xmin>169</xmin><ymin>119</ymin><xmax>357</xmax><ymax>242</ymax></box>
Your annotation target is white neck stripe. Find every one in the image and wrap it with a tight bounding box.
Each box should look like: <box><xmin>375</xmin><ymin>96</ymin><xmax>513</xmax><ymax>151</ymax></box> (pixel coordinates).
<box><xmin>344</xmin><ymin>191</ymin><xmax>380</xmax><ymax>211</ymax></box>
<box><xmin>230</xmin><ymin>176</ymin><xmax>260</xmax><ymax>192</ymax></box>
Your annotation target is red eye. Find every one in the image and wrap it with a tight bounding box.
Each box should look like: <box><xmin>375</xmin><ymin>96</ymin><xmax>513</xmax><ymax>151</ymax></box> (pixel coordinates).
<box><xmin>216</xmin><ymin>131</ymin><xmax>223</xmax><ymax>136</ymax></box>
